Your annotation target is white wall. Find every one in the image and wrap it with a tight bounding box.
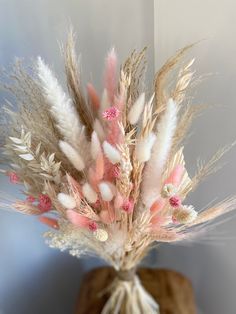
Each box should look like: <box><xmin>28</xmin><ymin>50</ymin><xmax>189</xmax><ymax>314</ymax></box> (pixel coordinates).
<box><xmin>0</xmin><ymin>1</ymin><xmax>154</xmax><ymax>313</ymax></box>
<box><xmin>154</xmin><ymin>1</ymin><xmax>236</xmax><ymax>313</ymax></box>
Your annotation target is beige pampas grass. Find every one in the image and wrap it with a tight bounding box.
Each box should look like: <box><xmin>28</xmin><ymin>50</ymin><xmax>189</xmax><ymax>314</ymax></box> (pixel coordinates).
<box><xmin>59</xmin><ymin>140</ymin><xmax>85</xmax><ymax>171</ymax></box>
<box><xmin>128</xmin><ymin>92</ymin><xmax>145</xmax><ymax>124</ymax></box>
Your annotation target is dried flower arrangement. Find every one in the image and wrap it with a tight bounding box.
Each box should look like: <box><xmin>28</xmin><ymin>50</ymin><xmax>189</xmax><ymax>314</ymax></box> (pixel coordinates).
<box><xmin>0</xmin><ymin>32</ymin><xmax>235</xmax><ymax>313</ymax></box>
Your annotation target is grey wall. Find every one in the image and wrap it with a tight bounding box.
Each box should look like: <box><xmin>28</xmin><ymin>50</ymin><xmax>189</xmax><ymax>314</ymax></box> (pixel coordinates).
<box><xmin>154</xmin><ymin>1</ymin><xmax>236</xmax><ymax>314</ymax></box>
<box><xmin>0</xmin><ymin>1</ymin><xmax>154</xmax><ymax>314</ymax></box>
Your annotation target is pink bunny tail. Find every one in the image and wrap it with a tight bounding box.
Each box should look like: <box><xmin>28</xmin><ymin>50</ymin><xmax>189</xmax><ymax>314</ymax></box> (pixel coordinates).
<box><xmin>87</xmin><ymin>83</ymin><xmax>100</xmax><ymax>110</ymax></box>
<box><xmin>165</xmin><ymin>164</ymin><xmax>184</xmax><ymax>186</ymax></box>
<box><xmin>104</xmin><ymin>47</ymin><xmax>117</xmax><ymax>104</ymax></box>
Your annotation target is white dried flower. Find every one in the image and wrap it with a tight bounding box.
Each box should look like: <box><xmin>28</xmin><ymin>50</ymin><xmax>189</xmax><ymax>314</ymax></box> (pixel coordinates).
<box><xmin>82</xmin><ymin>183</ymin><xmax>97</xmax><ymax>203</ymax></box>
<box><xmin>98</xmin><ymin>181</ymin><xmax>114</xmax><ymax>201</ymax></box>
<box><xmin>161</xmin><ymin>183</ymin><xmax>177</xmax><ymax>198</ymax></box>
<box><xmin>94</xmin><ymin>229</ymin><xmax>108</xmax><ymax>242</ymax></box>
<box><xmin>172</xmin><ymin>205</ymin><xmax>198</xmax><ymax>224</ymax></box>
<box><xmin>102</xmin><ymin>141</ymin><xmax>121</xmax><ymax>164</ymax></box>
<box><xmin>57</xmin><ymin>193</ymin><xmax>76</xmax><ymax>209</ymax></box>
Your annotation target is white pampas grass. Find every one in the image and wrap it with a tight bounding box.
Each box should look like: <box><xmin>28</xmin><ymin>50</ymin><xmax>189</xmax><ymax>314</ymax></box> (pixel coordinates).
<box><xmin>91</xmin><ymin>131</ymin><xmax>101</xmax><ymax>159</ymax></box>
<box><xmin>135</xmin><ymin>132</ymin><xmax>156</xmax><ymax>163</ymax></box>
<box><xmin>94</xmin><ymin>119</ymin><xmax>106</xmax><ymax>141</ymax></box>
<box><xmin>142</xmin><ymin>98</ymin><xmax>178</xmax><ymax>207</ymax></box>
<box><xmin>99</xmin><ymin>181</ymin><xmax>114</xmax><ymax>201</ymax></box>
<box><xmin>58</xmin><ymin>193</ymin><xmax>76</xmax><ymax>209</ymax></box>
<box><xmin>128</xmin><ymin>92</ymin><xmax>145</xmax><ymax>125</ymax></box>
<box><xmin>82</xmin><ymin>183</ymin><xmax>97</xmax><ymax>203</ymax></box>
<box><xmin>59</xmin><ymin>140</ymin><xmax>85</xmax><ymax>171</ymax></box>
<box><xmin>102</xmin><ymin>141</ymin><xmax>121</xmax><ymax>164</ymax></box>
<box><xmin>36</xmin><ymin>57</ymin><xmax>83</xmax><ymax>147</ymax></box>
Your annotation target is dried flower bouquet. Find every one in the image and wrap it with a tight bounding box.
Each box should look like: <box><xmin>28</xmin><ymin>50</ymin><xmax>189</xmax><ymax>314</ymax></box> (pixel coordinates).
<box><xmin>0</xmin><ymin>32</ymin><xmax>235</xmax><ymax>313</ymax></box>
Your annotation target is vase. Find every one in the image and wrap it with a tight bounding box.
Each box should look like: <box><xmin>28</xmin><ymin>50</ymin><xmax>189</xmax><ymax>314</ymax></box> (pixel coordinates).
<box><xmin>76</xmin><ymin>267</ymin><xmax>196</xmax><ymax>314</ymax></box>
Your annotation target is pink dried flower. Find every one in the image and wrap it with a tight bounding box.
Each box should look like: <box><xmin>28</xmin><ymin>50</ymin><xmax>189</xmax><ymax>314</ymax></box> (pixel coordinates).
<box><xmin>169</xmin><ymin>195</ymin><xmax>182</xmax><ymax>208</ymax></box>
<box><xmin>88</xmin><ymin>221</ymin><xmax>98</xmax><ymax>232</ymax></box>
<box><xmin>109</xmin><ymin>165</ymin><xmax>120</xmax><ymax>178</ymax></box>
<box><xmin>122</xmin><ymin>199</ymin><xmax>134</xmax><ymax>214</ymax></box>
<box><xmin>39</xmin><ymin>216</ymin><xmax>59</xmax><ymax>229</ymax></box>
<box><xmin>38</xmin><ymin>194</ymin><xmax>52</xmax><ymax>212</ymax></box>
<box><xmin>102</xmin><ymin>106</ymin><xmax>119</xmax><ymax>121</ymax></box>
<box><xmin>9</xmin><ymin>172</ymin><xmax>20</xmax><ymax>184</ymax></box>
<box><xmin>26</xmin><ymin>195</ymin><xmax>36</xmax><ymax>203</ymax></box>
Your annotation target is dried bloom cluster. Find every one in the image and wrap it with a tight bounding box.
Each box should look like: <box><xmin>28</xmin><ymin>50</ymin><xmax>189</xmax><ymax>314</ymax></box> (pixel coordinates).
<box><xmin>0</xmin><ymin>32</ymin><xmax>236</xmax><ymax>313</ymax></box>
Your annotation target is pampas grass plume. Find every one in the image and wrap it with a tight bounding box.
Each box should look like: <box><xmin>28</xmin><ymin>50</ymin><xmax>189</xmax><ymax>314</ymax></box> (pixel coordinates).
<box><xmin>128</xmin><ymin>92</ymin><xmax>145</xmax><ymax>124</ymax></box>
<box><xmin>58</xmin><ymin>193</ymin><xmax>76</xmax><ymax>209</ymax></box>
<box><xmin>102</xmin><ymin>141</ymin><xmax>121</xmax><ymax>164</ymax></box>
<box><xmin>59</xmin><ymin>140</ymin><xmax>85</xmax><ymax>171</ymax></box>
<box><xmin>37</xmin><ymin>57</ymin><xmax>82</xmax><ymax>146</ymax></box>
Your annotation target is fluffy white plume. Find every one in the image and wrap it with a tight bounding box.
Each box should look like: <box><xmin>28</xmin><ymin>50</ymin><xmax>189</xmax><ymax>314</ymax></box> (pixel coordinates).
<box><xmin>94</xmin><ymin>119</ymin><xmax>106</xmax><ymax>141</ymax></box>
<box><xmin>102</xmin><ymin>141</ymin><xmax>121</xmax><ymax>164</ymax></box>
<box><xmin>142</xmin><ymin>98</ymin><xmax>178</xmax><ymax>207</ymax></box>
<box><xmin>82</xmin><ymin>183</ymin><xmax>97</xmax><ymax>203</ymax></box>
<box><xmin>99</xmin><ymin>182</ymin><xmax>114</xmax><ymax>201</ymax></box>
<box><xmin>37</xmin><ymin>57</ymin><xmax>83</xmax><ymax>147</ymax></box>
<box><xmin>91</xmin><ymin>131</ymin><xmax>101</xmax><ymax>159</ymax></box>
<box><xmin>59</xmin><ymin>140</ymin><xmax>85</xmax><ymax>171</ymax></box>
<box><xmin>57</xmin><ymin>193</ymin><xmax>76</xmax><ymax>209</ymax></box>
<box><xmin>128</xmin><ymin>92</ymin><xmax>145</xmax><ymax>124</ymax></box>
<box><xmin>135</xmin><ymin>132</ymin><xmax>156</xmax><ymax>163</ymax></box>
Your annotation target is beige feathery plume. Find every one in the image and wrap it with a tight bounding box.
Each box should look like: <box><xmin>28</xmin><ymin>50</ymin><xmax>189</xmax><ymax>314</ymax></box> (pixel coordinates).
<box><xmin>64</xmin><ymin>29</ymin><xmax>94</xmax><ymax>135</ymax></box>
<box><xmin>154</xmin><ymin>44</ymin><xmax>194</xmax><ymax>111</ymax></box>
<box><xmin>128</xmin><ymin>92</ymin><xmax>145</xmax><ymax>125</ymax></box>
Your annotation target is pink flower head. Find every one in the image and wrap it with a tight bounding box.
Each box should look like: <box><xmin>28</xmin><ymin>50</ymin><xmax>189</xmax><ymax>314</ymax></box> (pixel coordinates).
<box><xmin>26</xmin><ymin>195</ymin><xmax>36</xmax><ymax>203</ymax></box>
<box><xmin>102</xmin><ymin>106</ymin><xmax>119</xmax><ymax>121</ymax></box>
<box><xmin>88</xmin><ymin>221</ymin><xmax>98</xmax><ymax>232</ymax></box>
<box><xmin>38</xmin><ymin>194</ymin><xmax>52</xmax><ymax>212</ymax></box>
<box><xmin>39</xmin><ymin>216</ymin><xmax>59</xmax><ymax>229</ymax></box>
<box><xmin>122</xmin><ymin>199</ymin><xmax>134</xmax><ymax>214</ymax></box>
<box><xmin>9</xmin><ymin>172</ymin><xmax>20</xmax><ymax>184</ymax></box>
<box><xmin>169</xmin><ymin>195</ymin><xmax>181</xmax><ymax>208</ymax></box>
